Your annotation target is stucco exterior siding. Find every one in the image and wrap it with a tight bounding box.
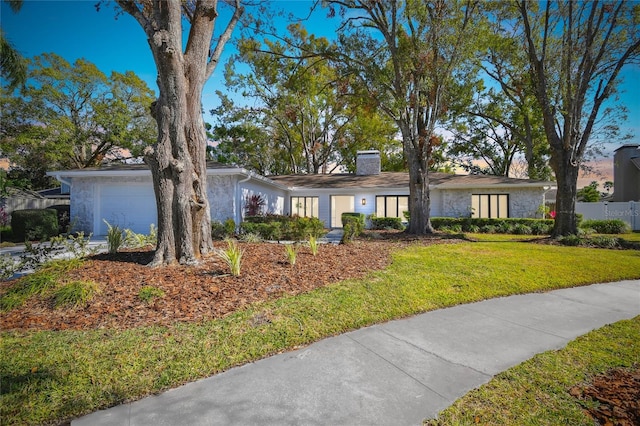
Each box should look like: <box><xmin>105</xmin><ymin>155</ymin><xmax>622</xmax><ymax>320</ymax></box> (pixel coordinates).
<box><xmin>440</xmin><ymin>187</ymin><xmax>545</xmax><ymax>218</ymax></box>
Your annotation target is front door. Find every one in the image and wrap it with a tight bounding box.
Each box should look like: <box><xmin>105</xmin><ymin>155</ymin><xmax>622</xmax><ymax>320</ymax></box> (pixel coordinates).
<box><xmin>330</xmin><ymin>195</ymin><xmax>354</xmax><ymax>228</ymax></box>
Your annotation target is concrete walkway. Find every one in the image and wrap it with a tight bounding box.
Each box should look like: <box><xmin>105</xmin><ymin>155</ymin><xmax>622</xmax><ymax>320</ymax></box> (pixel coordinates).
<box><xmin>73</xmin><ymin>280</ymin><xmax>640</xmax><ymax>426</ymax></box>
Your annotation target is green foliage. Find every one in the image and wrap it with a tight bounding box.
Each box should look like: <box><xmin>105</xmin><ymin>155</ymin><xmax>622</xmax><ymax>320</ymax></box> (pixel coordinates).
<box><xmin>11</xmin><ymin>208</ymin><xmax>58</xmax><ymax>241</ymax></box>
<box><xmin>138</xmin><ymin>286</ymin><xmax>165</xmax><ymax>304</ymax></box>
<box><xmin>577</xmin><ymin>181</ymin><xmax>602</xmax><ymax>202</ymax></box>
<box><xmin>123</xmin><ymin>225</ymin><xmax>157</xmax><ymax>248</ymax></box>
<box><xmin>430</xmin><ymin>217</ymin><xmax>553</xmax><ymax>235</ymax></box>
<box><xmin>239</xmin><ymin>232</ymin><xmax>262</xmax><ymax>243</ymax></box>
<box><xmin>283</xmin><ymin>244</ymin><xmax>298</xmax><ymax>266</ymax></box>
<box><xmin>341</xmin><ymin>213</ymin><xmax>365</xmax><ymax>232</ymax></box>
<box><xmin>215</xmin><ymin>239</ymin><xmax>243</xmax><ymax>277</ymax></box>
<box><xmin>241</xmin><ymin>215</ymin><xmax>325</xmax><ymax>241</ymax></box>
<box><xmin>307</xmin><ymin>235</ymin><xmax>319</xmax><ymax>256</ymax></box>
<box><xmin>580</xmin><ymin>219</ymin><xmax>630</xmax><ymax>234</ymax></box>
<box><xmin>53</xmin><ymin>281</ymin><xmax>99</xmax><ymax>309</ymax></box>
<box><xmin>370</xmin><ymin>216</ymin><xmax>404</xmax><ymax>230</ymax></box>
<box><xmin>0</xmin><ymin>259</ymin><xmax>84</xmax><ymax>311</ymax></box>
<box><xmin>1</xmin><ymin>54</ymin><xmax>157</xmax><ymax>186</ymax></box>
<box><xmin>3</xmin><ymin>241</ymin><xmax>640</xmax><ymax>425</ymax></box>
<box><xmin>103</xmin><ymin>220</ymin><xmax>124</xmax><ymax>254</ymax></box>
<box><xmin>212</xmin><ymin>219</ymin><xmax>236</xmax><ymax>240</ymax></box>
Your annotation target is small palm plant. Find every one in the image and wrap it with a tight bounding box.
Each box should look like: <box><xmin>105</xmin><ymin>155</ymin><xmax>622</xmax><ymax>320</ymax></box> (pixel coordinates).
<box><xmin>216</xmin><ymin>239</ymin><xmax>243</xmax><ymax>276</ymax></box>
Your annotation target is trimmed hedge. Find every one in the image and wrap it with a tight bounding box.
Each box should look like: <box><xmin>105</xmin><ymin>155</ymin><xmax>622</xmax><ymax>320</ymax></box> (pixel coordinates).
<box><xmin>430</xmin><ymin>217</ymin><xmax>554</xmax><ymax>235</ymax></box>
<box><xmin>580</xmin><ymin>219</ymin><xmax>630</xmax><ymax>234</ymax></box>
<box><xmin>241</xmin><ymin>215</ymin><xmax>325</xmax><ymax>241</ymax></box>
<box><xmin>11</xmin><ymin>209</ymin><xmax>59</xmax><ymax>241</ymax></box>
<box><xmin>371</xmin><ymin>216</ymin><xmax>404</xmax><ymax>230</ymax></box>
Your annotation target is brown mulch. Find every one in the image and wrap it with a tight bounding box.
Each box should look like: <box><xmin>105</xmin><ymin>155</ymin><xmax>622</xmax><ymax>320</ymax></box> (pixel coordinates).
<box><xmin>569</xmin><ymin>367</ymin><xmax>640</xmax><ymax>426</ymax></box>
<box><xmin>0</xmin><ymin>235</ymin><xmax>451</xmax><ymax>332</ymax></box>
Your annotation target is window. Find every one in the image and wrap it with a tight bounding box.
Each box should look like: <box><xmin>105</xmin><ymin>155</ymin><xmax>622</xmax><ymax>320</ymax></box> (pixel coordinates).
<box><xmin>376</xmin><ymin>196</ymin><xmax>409</xmax><ymax>219</ymax></box>
<box><xmin>291</xmin><ymin>196</ymin><xmax>319</xmax><ymax>218</ymax></box>
<box><xmin>471</xmin><ymin>194</ymin><xmax>509</xmax><ymax>218</ymax></box>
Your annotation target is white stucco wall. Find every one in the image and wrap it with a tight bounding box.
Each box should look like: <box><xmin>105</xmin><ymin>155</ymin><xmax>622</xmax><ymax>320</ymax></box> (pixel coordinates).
<box><xmin>440</xmin><ymin>187</ymin><xmax>545</xmax><ymax>218</ymax></box>
<box><xmin>240</xmin><ymin>179</ymin><xmax>286</xmax><ymax>221</ymax></box>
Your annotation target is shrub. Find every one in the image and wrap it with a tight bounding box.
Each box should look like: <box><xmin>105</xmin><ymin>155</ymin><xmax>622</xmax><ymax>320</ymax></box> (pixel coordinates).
<box><xmin>244</xmin><ymin>194</ymin><xmax>266</xmax><ymax>217</ymax></box>
<box><xmin>216</xmin><ymin>239</ymin><xmax>243</xmax><ymax>276</ymax></box>
<box><xmin>53</xmin><ymin>280</ymin><xmax>100</xmax><ymax>309</ymax></box>
<box><xmin>341</xmin><ymin>221</ymin><xmax>357</xmax><ymax>244</ymax></box>
<box><xmin>341</xmin><ymin>212</ymin><xmax>365</xmax><ymax>231</ymax></box>
<box><xmin>138</xmin><ymin>286</ymin><xmax>165</xmax><ymax>303</ymax></box>
<box><xmin>212</xmin><ymin>219</ymin><xmax>236</xmax><ymax>240</ymax></box>
<box><xmin>11</xmin><ymin>209</ymin><xmax>58</xmax><ymax>241</ymax></box>
<box><xmin>580</xmin><ymin>219</ymin><xmax>630</xmax><ymax>234</ymax></box>
<box><xmin>529</xmin><ymin>221</ymin><xmax>551</xmax><ymax>235</ymax></box>
<box><xmin>480</xmin><ymin>224</ymin><xmax>497</xmax><ymax>234</ymax></box>
<box><xmin>240</xmin><ymin>232</ymin><xmax>262</xmax><ymax>243</ymax></box>
<box><xmin>588</xmin><ymin>235</ymin><xmax>620</xmax><ymax>249</ymax></box>
<box><xmin>370</xmin><ymin>216</ymin><xmax>404</xmax><ymax>230</ymax></box>
<box><xmin>47</xmin><ymin>205</ymin><xmax>71</xmax><ymax>234</ymax></box>
<box><xmin>104</xmin><ymin>220</ymin><xmax>124</xmax><ymax>254</ymax></box>
<box><xmin>241</xmin><ymin>215</ymin><xmax>325</xmax><ymax>241</ymax></box>
<box><xmin>511</xmin><ymin>224</ymin><xmax>532</xmax><ymax>235</ymax></box>
<box><xmin>559</xmin><ymin>235</ymin><xmax>582</xmax><ymax>246</ymax></box>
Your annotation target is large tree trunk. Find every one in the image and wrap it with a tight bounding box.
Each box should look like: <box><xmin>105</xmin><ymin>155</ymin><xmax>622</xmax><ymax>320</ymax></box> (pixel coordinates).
<box><xmin>142</xmin><ymin>2</ymin><xmax>214</xmax><ymax>266</ymax></box>
<box><xmin>549</xmin><ymin>144</ymin><xmax>579</xmax><ymax>237</ymax></box>
<box><xmin>401</xmin><ymin>123</ymin><xmax>434</xmax><ymax>235</ymax></box>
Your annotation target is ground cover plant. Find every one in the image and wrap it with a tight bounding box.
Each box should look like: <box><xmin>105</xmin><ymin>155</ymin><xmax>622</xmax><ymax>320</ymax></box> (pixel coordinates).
<box><xmin>1</xmin><ymin>234</ymin><xmax>640</xmax><ymax>425</ymax></box>
<box><xmin>425</xmin><ymin>317</ymin><xmax>639</xmax><ymax>425</ymax></box>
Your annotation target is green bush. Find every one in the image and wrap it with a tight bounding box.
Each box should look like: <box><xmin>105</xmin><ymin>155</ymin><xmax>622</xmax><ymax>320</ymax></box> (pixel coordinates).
<box><xmin>370</xmin><ymin>216</ymin><xmax>404</xmax><ymax>230</ymax></box>
<box><xmin>47</xmin><ymin>205</ymin><xmax>71</xmax><ymax>234</ymax></box>
<box><xmin>11</xmin><ymin>209</ymin><xmax>59</xmax><ymax>241</ymax></box>
<box><xmin>341</xmin><ymin>213</ymin><xmax>365</xmax><ymax>232</ymax></box>
<box><xmin>511</xmin><ymin>223</ymin><xmax>532</xmax><ymax>235</ymax></box>
<box><xmin>580</xmin><ymin>219</ymin><xmax>630</xmax><ymax>234</ymax></box>
<box><xmin>212</xmin><ymin>218</ymin><xmax>236</xmax><ymax>240</ymax></box>
<box><xmin>430</xmin><ymin>218</ymin><xmax>554</xmax><ymax>234</ymax></box>
<box><xmin>240</xmin><ymin>215</ymin><xmax>325</xmax><ymax>241</ymax></box>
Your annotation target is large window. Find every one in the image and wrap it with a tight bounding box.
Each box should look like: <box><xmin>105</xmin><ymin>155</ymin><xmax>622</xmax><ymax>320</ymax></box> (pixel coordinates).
<box><xmin>471</xmin><ymin>194</ymin><xmax>509</xmax><ymax>218</ymax></box>
<box><xmin>376</xmin><ymin>195</ymin><xmax>409</xmax><ymax>219</ymax></box>
<box><xmin>291</xmin><ymin>196</ymin><xmax>319</xmax><ymax>218</ymax></box>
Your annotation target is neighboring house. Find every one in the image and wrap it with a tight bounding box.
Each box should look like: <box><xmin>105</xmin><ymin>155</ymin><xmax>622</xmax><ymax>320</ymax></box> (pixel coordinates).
<box><xmin>0</xmin><ymin>187</ymin><xmax>69</xmax><ymax>216</ymax></box>
<box><xmin>612</xmin><ymin>144</ymin><xmax>640</xmax><ymax>202</ymax></box>
<box><xmin>48</xmin><ymin>152</ymin><xmax>556</xmax><ymax>236</ymax></box>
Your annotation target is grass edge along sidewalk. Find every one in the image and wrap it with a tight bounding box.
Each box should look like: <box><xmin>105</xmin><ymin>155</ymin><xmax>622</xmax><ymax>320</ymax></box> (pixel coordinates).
<box><xmin>425</xmin><ymin>316</ymin><xmax>640</xmax><ymax>425</ymax></box>
<box><xmin>2</xmin><ymin>241</ymin><xmax>640</xmax><ymax>425</ymax></box>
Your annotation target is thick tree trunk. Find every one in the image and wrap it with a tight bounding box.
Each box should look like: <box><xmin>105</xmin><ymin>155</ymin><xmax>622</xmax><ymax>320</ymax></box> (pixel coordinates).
<box><xmin>403</xmin><ymin>130</ymin><xmax>434</xmax><ymax>235</ymax></box>
<box><xmin>549</xmin><ymin>146</ymin><xmax>579</xmax><ymax>237</ymax></box>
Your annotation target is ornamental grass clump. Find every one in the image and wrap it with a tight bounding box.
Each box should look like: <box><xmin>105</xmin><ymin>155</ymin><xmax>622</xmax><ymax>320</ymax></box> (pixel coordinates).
<box><xmin>103</xmin><ymin>220</ymin><xmax>124</xmax><ymax>254</ymax></box>
<box><xmin>284</xmin><ymin>243</ymin><xmax>298</xmax><ymax>266</ymax></box>
<box><xmin>308</xmin><ymin>235</ymin><xmax>319</xmax><ymax>256</ymax></box>
<box><xmin>216</xmin><ymin>239</ymin><xmax>243</xmax><ymax>276</ymax></box>
<box><xmin>53</xmin><ymin>280</ymin><xmax>100</xmax><ymax>309</ymax></box>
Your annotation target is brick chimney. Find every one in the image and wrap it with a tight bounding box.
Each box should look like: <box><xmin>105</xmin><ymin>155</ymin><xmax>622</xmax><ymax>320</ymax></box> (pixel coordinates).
<box><xmin>356</xmin><ymin>150</ymin><xmax>381</xmax><ymax>175</ymax></box>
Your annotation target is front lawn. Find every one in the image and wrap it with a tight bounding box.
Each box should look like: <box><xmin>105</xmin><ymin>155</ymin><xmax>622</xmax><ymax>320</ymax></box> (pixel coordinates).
<box><xmin>2</xmin><ymin>239</ymin><xmax>640</xmax><ymax>425</ymax></box>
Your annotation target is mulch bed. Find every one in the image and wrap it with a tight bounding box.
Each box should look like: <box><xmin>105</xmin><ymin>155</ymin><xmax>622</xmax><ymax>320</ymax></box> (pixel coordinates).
<box><xmin>570</xmin><ymin>367</ymin><xmax>640</xmax><ymax>426</ymax></box>
<box><xmin>0</xmin><ymin>235</ymin><xmax>451</xmax><ymax>331</ymax></box>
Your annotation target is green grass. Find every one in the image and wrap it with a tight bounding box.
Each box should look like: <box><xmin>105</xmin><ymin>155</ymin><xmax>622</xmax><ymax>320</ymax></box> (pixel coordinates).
<box><xmin>425</xmin><ymin>316</ymin><xmax>640</xmax><ymax>425</ymax></box>
<box><xmin>53</xmin><ymin>281</ymin><xmax>100</xmax><ymax>309</ymax></box>
<box><xmin>138</xmin><ymin>285</ymin><xmax>165</xmax><ymax>303</ymax></box>
<box><xmin>1</xmin><ymin>241</ymin><xmax>640</xmax><ymax>425</ymax></box>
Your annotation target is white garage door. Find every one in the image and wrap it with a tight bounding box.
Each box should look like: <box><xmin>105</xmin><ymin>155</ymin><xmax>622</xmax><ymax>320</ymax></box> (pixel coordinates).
<box><xmin>97</xmin><ymin>184</ymin><xmax>157</xmax><ymax>235</ymax></box>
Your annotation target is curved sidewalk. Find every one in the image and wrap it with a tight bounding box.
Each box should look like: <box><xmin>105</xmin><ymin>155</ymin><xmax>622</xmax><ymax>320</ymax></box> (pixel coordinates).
<box><xmin>73</xmin><ymin>280</ymin><xmax>640</xmax><ymax>426</ymax></box>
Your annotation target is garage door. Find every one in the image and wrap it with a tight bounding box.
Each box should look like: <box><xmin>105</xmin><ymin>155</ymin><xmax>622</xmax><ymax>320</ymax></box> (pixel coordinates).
<box><xmin>97</xmin><ymin>184</ymin><xmax>157</xmax><ymax>235</ymax></box>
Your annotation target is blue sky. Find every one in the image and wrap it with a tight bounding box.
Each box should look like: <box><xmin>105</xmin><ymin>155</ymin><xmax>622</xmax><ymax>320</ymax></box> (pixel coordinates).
<box><xmin>2</xmin><ymin>0</ymin><xmax>639</xmax><ymax>153</ymax></box>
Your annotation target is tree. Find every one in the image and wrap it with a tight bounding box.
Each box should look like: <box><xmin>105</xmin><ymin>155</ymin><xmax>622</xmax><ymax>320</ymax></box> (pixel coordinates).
<box><xmin>449</xmin><ymin>92</ymin><xmax>525</xmax><ymax>176</ymax></box>
<box><xmin>328</xmin><ymin>0</ymin><xmax>481</xmax><ymax>234</ymax></box>
<box><xmin>577</xmin><ymin>181</ymin><xmax>602</xmax><ymax>202</ymax></box>
<box><xmin>517</xmin><ymin>0</ymin><xmax>639</xmax><ymax>236</ymax></box>
<box><xmin>0</xmin><ymin>0</ymin><xmax>26</xmax><ymax>90</ymax></box>
<box><xmin>220</xmin><ymin>23</ymin><xmax>399</xmax><ymax>174</ymax></box>
<box><xmin>0</xmin><ymin>54</ymin><xmax>157</xmax><ymax>187</ymax></box>
<box><xmin>112</xmin><ymin>0</ymin><xmax>244</xmax><ymax>265</ymax></box>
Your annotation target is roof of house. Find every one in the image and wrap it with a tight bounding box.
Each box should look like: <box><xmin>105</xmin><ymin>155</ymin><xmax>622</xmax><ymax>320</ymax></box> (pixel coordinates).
<box><xmin>269</xmin><ymin>172</ymin><xmax>556</xmax><ymax>190</ymax></box>
<box><xmin>48</xmin><ymin>163</ymin><xmax>556</xmax><ymax>191</ymax></box>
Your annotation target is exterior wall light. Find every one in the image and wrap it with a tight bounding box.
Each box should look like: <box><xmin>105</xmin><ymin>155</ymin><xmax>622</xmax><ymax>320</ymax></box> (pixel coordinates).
<box><xmin>361</xmin><ymin>198</ymin><xmax>367</xmax><ymax>206</ymax></box>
